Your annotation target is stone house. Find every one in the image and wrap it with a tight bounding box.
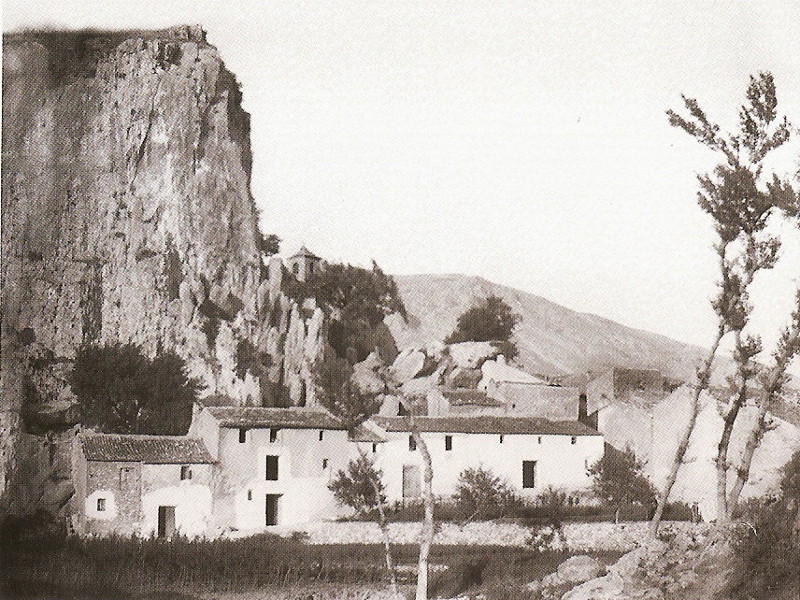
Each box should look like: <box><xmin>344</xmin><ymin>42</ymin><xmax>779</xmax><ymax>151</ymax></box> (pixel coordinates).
<box><xmin>72</xmin><ymin>434</ymin><xmax>214</xmax><ymax>537</ymax></box>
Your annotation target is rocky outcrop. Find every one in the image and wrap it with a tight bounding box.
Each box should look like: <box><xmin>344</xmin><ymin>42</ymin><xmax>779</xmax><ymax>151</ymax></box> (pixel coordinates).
<box><xmin>1</xmin><ymin>27</ymin><xmax>325</xmax><ymax>509</ymax></box>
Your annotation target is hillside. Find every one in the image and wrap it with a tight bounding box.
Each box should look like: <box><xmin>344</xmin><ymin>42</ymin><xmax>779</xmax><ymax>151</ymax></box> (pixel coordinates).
<box><xmin>386</xmin><ymin>273</ymin><xmax>731</xmax><ymax>385</ymax></box>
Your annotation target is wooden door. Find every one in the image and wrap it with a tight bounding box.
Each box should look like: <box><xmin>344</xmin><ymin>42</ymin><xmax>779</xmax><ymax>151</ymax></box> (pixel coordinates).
<box><xmin>265</xmin><ymin>494</ymin><xmax>280</xmax><ymax>526</ymax></box>
<box><xmin>157</xmin><ymin>505</ymin><xmax>175</xmax><ymax>538</ymax></box>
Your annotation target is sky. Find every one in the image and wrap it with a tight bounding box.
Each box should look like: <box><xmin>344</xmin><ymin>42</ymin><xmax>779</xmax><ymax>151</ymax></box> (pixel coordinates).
<box><xmin>4</xmin><ymin>1</ymin><xmax>800</xmax><ymax>354</ymax></box>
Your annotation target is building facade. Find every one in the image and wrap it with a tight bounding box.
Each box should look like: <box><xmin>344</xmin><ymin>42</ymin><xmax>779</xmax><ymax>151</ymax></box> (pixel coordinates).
<box><xmin>72</xmin><ymin>434</ymin><xmax>214</xmax><ymax>537</ymax></box>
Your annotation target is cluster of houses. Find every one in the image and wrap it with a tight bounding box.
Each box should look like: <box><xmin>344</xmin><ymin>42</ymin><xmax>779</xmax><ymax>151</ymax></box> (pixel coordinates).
<box><xmin>69</xmin><ymin>351</ymin><xmax>605</xmax><ymax>537</ymax></box>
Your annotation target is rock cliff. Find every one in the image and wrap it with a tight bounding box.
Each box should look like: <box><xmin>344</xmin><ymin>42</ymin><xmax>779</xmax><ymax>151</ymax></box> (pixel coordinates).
<box><xmin>1</xmin><ymin>26</ymin><xmax>324</xmax><ymax>508</ymax></box>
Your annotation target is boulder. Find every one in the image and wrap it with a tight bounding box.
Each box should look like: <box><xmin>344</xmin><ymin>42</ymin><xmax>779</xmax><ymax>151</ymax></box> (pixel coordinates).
<box><xmin>353</xmin><ymin>351</ymin><xmax>386</xmax><ymax>395</ymax></box>
<box><xmin>448</xmin><ymin>341</ymin><xmax>499</xmax><ymax>369</ymax></box>
<box><xmin>445</xmin><ymin>366</ymin><xmax>482</xmax><ymax>389</ymax></box>
<box><xmin>557</xmin><ymin>555</ymin><xmax>604</xmax><ymax>584</ymax></box>
<box><xmin>561</xmin><ymin>572</ymin><xmax>625</xmax><ymax>600</ymax></box>
<box><xmin>390</xmin><ymin>349</ymin><xmax>427</xmax><ymax>383</ymax></box>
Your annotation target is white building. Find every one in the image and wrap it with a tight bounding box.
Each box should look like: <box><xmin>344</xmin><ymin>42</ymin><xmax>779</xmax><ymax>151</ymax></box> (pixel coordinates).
<box><xmin>372</xmin><ymin>415</ymin><xmax>603</xmax><ymax>503</ymax></box>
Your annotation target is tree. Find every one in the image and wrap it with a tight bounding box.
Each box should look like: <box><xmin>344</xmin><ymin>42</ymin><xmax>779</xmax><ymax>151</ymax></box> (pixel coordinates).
<box><xmin>258</xmin><ymin>233</ymin><xmax>281</xmax><ymax>256</ymax></box>
<box><xmin>313</xmin><ymin>355</ymin><xmax>396</xmax><ymax>593</ymax></box>
<box><xmin>71</xmin><ymin>343</ymin><xmax>198</xmax><ymax>435</ymax></box>
<box><xmin>445</xmin><ymin>295</ymin><xmax>521</xmax><ymax>359</ymax></box>
<box><xmin>651</xmin><ymin>72</ymin><xmax>795</xmax><ymax>536</ymax></box>
<box><xmin>588</xmin><ymin>445</ymin><xmax>656</xmax><ymax>524</ymax></box>
<box><xmin>287</xmin><ymin>260</ymin><xmax>407</xmax><ymax>361</ymax></box>
<box><xmin>453</xmin><ymin>466</ymin><xmax>517</xmax><ymax>522</ymax></box>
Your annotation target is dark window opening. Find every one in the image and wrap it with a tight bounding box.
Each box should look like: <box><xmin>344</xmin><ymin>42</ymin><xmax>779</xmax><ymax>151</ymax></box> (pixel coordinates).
<box><xmin>408</xmin><ymin>435</ymin><xmax>416</xmax><ymax>451</ymax></box>
<box><xmin>571</xmin><ymin>436</ymin><xmax>577</xmax><ymax>445</ymax></box>
<box><xmin>247</xmin><ymin>490</ymin><xmax>252</xmax><ymax>501</ymax></box>
<box><xmin>238</xmin><ymin>428</ymin><xmax>247</xmax><ymax>443</ymax></box>
<box><xmin>319</xmin><ymin>430</ymin><xmax>324</xmax><ymax>441</ymax></box>
<box><xmin>322</xmin><ymin>458</ymin><xmax>329</xmax><ymax>469</ymax></box>
<box><xmin>292</xmin><ymin>263</ymin><xmax>299</xmax><ymax>275</ymax></box>
<box><xmin>445</xmin><ymin>435</ymin><xmax>453</xmax><ymax>451</ymax></box>
<box><xmin>372</xmin><ymin>443</ymin><xmax>378</xmax><ymax>453</ymax></box>
<box><xmin>180</xmin><ymin>465</ymin><xmax>192</xmax><ymax>480</ymax></box>
<box><xmin>97</xmin><ymin>498</ymin><xmax>106</xmax><ymax>511</ymax></box>
<box><xmin>266</xmin><ymin>455</ymin><xmax>279</xmax><ymax>480</ymax></box>
<box><xmin>270</xmin><ymin>428</ymin><xmax>279</xmax><ymax>443</ymax></box>
<box><xmin>522</xmin><ymin>460</ymin><xmax>537</xmax><ymax>489</ymax></box>
<box><xmin>537</xmin><ymin>436</ymin><xmax>542</xmax><ymax>444</ymax></box>
<box><xmin>499</xmin><ymin>434</ymin><xmax>504</xmax><ymax>444</ymax></box>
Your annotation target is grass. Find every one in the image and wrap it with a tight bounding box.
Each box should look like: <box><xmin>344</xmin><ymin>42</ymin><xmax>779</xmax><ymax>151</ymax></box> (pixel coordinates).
<box><xmin>0</xmin><ymin>532</ymin><xmax>623</xmax><ymax>599</ymax></box>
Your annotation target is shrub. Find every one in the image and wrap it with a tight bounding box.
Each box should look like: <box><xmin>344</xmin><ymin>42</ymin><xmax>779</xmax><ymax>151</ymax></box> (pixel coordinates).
<box><xmin>453</xmin><ymin>466</ymin><xmax>519</xmax><ymax>521</ymax></box>
<box><xmin>587</xmin><ymin>445</ymin><xmax>656</xmax><ymax>523</ymax></box>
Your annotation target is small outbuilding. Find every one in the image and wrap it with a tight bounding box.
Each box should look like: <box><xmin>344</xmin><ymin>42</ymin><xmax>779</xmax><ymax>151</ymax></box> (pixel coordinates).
<box><xmin>72</xmin><ymin>433</ymin><xmax>215</xmax><ymax>537</ymax></box>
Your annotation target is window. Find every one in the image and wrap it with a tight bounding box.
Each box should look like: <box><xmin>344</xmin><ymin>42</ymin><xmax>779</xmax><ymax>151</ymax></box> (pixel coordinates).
<box><xmin>537</xmin><ymin>436</ymin><xmax>542</xmax><ymax>444</ymax></box>
<box><xmin>180</xmin><ymin>465</ymin><xmax>192</xmax><ymax>480</ymax></box>
<box><xmin>408</xmin><ymin>435</ymin><xmax>416</xmax><ymax>451</ymax></box>
<box><xmin>499</xmin><ymin>434</ymin><xmax>504</xmax><ymax>444</ymax></box>
<box><xmin>322</xmin><ymin>458</ymin><xmax>329</xmax><ymax>469</ymax></box>
<box><xmin>238</xmin><ymin>428</ymin><xmax>247</xmax><ymax>444</ymax></box>
<box><xmin>571</xmin><ymin>436</ymin><xmax>577</xmax><ymax>445</ymax></box>
<box><xmin>292</xmin><ymin>263</ymin><xmax>299</xmax><ymax>275</ymax></box>
<box><xmin>319</xmin><ymin>430</ymin><xmax>324</xmax><ymax>441</ymax></box>
<box><xmin>522</xmin><ymin>460</ymin><xmax>537</xmax><ymax>489</ymax></box>
<box><xmin>372</xmin><ymin>443</ymin><xmax>378</xmax><ymax>453</ymax></box>
<box><xmin>97</xmin><ymin>498</ymin><xmax>106</xmax><ymax>511</ymax></box>
<box><xmin>445</xmin><ymin>435</ymin><xmax>453</xmax><ymax>451</ymax></box>
<box><xmin>265</xmin><ymin>455</ymin><xmax>279</xmax><ymax>480</ymax></box>
<box><xmin>270</xmin><ymin>428</ymin><xmax>279</xmax><ymax>443</ymax></box>
<box><xmin>247</xmin><ymin>490</ymin><xmax>252</xmax><ymax>501</ymax></box>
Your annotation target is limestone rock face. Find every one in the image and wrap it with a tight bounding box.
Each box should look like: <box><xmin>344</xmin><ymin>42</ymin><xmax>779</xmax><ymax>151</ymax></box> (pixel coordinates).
<box><xmin>1</xmin><ymin>27</ymin><xmax>325</xmax><ymax>506</ymax></box>
<box><xmin>447</xmin><ymin>341</ymin><xmax>500</xmax><ymax>370</ymax></box>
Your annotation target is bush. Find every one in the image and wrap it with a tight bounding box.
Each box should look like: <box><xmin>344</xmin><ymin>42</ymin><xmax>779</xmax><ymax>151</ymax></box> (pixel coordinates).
<box><xmin>328</xmin><ymin>454</ymin><xmax>386</xmax><ymax>517</ymax></box>
<box><xmin>453</xmin><ymin>467</ymin><xmax>519</xmax><ymax>521</ymax></box>
<box><xmin>726</xmin><ymin>450</ymin><xmax>800</xmax><ymax>600</ymax></box>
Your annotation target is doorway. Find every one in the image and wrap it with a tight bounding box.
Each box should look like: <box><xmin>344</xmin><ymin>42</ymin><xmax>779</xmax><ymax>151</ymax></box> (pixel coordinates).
<box><xmin>157</xmin><ymin>505</ymin><xmax>176</xmax><ymax>538</ymax></box>
<box><xmin>265</xmin><ymin>494</ymin><xmax>281</xmax><ymax>526</ymax></box>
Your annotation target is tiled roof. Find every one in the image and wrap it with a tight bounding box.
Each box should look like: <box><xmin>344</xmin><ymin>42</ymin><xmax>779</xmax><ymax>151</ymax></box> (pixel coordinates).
<box><xmin>205</xmin><ymin>406</ymin><xmax>347</xmax><ymax>430</ymax></box>
<box><xmin>440</xmin><ymin>388</ymin><xmax>503</xmax><ymax>407</ymax></box>
<box><xmin>373</xmin><ymin>415</ymin><xmax>601</xmax><ymax>436</ymax></box>
<box><xmin>289</xmin><ymin>245</ymin><xmax>321</xmax><ymax>260</ymax></box>
<box><xmin>80</xmin><ymin>434</ymin><xmax>214</xmax><ymax>464</ymax></box>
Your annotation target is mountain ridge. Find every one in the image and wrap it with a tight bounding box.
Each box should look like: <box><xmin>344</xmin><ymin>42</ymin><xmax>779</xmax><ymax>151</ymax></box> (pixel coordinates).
<box><xmin>386</xmin><ymin>273</ymin><xmax>729</xmax><ymax>386</ymax></box>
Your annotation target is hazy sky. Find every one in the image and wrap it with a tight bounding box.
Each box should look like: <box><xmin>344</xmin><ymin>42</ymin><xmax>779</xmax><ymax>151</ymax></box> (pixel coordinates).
<box><xmin>4</xmin><ymin>1</ymin><xmax>800</xmax><ymax>354</ymax></box>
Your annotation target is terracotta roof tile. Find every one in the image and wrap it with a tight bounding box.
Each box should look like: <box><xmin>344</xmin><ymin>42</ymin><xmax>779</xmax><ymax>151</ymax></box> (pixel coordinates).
<box><xmin>80</xmin><ymin>434</ymin><xmax>214</xmax><ymax>463</ymax></box>
<box><xmin>205</xmin><ymin>406</ymin><xmax>346</xmax><ymax>430</ymax></box>
<box><xmin>373</xmin><ymin>415</ymin><xmax>600</xmax><ymax>436</ymax></box>
<box><xmin>440</xmin><ymin>388</ymin><xmax>503</xmax><ymax>407</ymax></box>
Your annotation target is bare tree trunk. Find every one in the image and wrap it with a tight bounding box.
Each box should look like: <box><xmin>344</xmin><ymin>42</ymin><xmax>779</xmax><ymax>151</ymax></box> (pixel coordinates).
<box><xmin>716</xmin><ymin>331</ymin><xmax>750</xmax><ymax>522</ymax></box>
<box><xmin>648</xmin><ymin>323</ymin><xmax>726</xmax><ymax>539</ymax></box>
<box><xmin>728</xmin><ymin>315</ymin><xmax>800</xmax><ymax>516</ymax></box>
<box><xmin>412</xmin><ymin>425</ymin><xmax>434</xmax><ymax>600</ymax></box>
<box><xmin>357</xmin><ymin>447</ymin><xmax>397</xmax><ymax>593</ymax></box>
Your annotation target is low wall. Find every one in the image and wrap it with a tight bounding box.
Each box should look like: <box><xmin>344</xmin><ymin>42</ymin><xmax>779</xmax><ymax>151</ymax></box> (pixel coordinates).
<box><xmin>282</xmin><ymin>521</ymin><xmax>701</xmax><ymax>553</ymax></box>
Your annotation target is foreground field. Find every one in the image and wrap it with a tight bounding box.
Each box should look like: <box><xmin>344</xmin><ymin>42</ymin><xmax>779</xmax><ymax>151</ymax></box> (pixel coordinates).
<box><xmin>0</xmin><ymin>532</ymin><xmax>623</xmax><ymax>599</ymax></box>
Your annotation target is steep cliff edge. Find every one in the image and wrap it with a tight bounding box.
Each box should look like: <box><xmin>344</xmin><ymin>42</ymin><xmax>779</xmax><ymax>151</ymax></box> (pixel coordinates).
<box><xmin>1</xmin><ymin>26</ymin><xmax>324</xmax><ymax>508</ymax></box>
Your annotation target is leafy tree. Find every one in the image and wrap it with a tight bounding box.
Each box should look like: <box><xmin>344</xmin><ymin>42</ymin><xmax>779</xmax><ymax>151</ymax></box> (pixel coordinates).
<box><xmin>287</xmin><ymin>260</ymin><xmax>406</xmax><ymax>361</ymax></box>
<box><xmin>71</xmin><ymin>343</ymin><xmax>198</xmax><ymax>435</ymax></box>
<box><xmin>588</xmin><ymin>445</ymin><xmax>656</xmax><ymax>524</ymax></box>
<box><xmin>445</xmin><ymin>295</ymin><xmax>521</xmax><ymax>359</ymax></box>
<box><xmin>453</xmin><ymin>466</ymin><xmax>517</xmax><ymax>521</ymax></box>
<box><xmin>314</xmin><ymin>353</ymin><xmax>382</xmax><ymax>429</ymax></box>
<box><xmin>329</xmin><ymin>453</ymin><xmax>387</xmax><ymax>516</ymax></box>
<box><xmin>651</xmin><ymin>72</ymin><xmax>798</xmax><ymax>536</ymax></box>
<box><xmin>258</xmin><ymin>233</ymin><xmax>281</xmax><ymax>257</ymax></box>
